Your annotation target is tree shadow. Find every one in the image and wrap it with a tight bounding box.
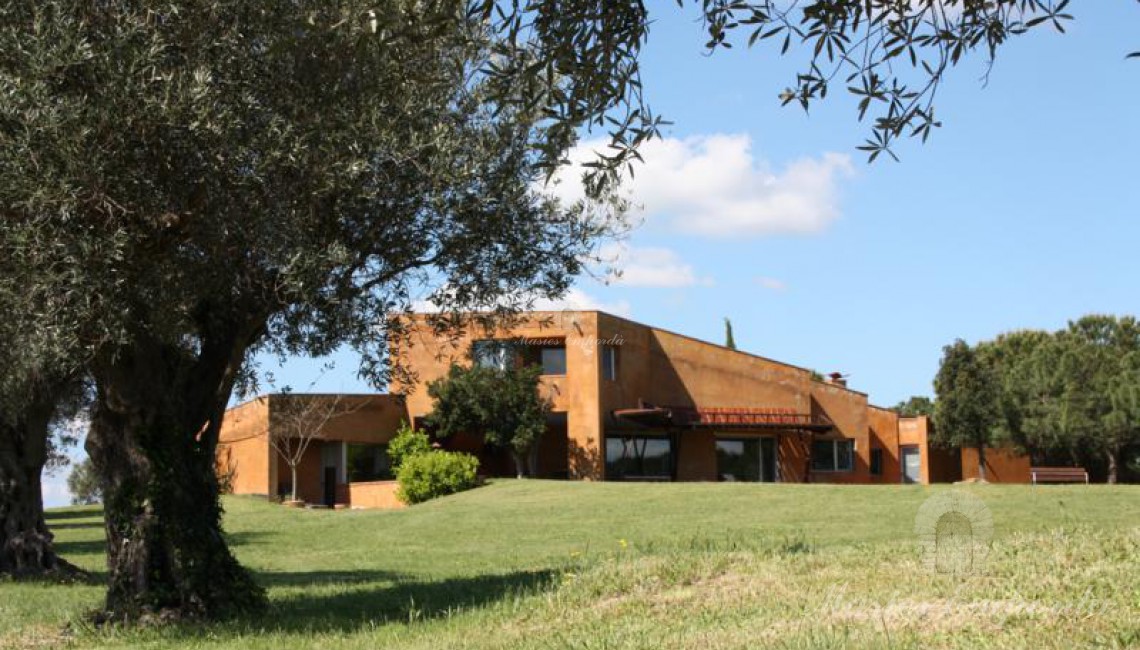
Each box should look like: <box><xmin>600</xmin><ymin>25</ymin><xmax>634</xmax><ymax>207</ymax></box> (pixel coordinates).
<box><xmin>53</xmin><ymin>539</ymin><xmax>107</xmax><ymax>556</ymax></box>
<box><xmin>45</xmin><ymin>508</ymin><xmax>104</xmax><ymax>522</ymax></box>
<box><xmin>257</xmin><ymin>569</ymin><xmax>407</xmax><ymax>588</ymax></box>
<box><xmin>46</xmin><ymin>521</ymin><xmax>104</xmax><ymax>530</ymax></box>
<box><xmin>224</xmin><ymin>530</ymin><xmax>271</xmax><ymax>547</ymax></box>
<box><xmin>250</xmin><ymin>569</ymin><xmax>556</xmax><ymax>634</ymax></box>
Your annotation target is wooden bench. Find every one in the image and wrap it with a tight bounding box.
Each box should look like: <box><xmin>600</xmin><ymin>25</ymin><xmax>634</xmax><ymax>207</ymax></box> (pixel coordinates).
<box><xmin>1031</xmin><ymin>467</ymin><xmax>1089</xmax><ymax>484</ymax></box>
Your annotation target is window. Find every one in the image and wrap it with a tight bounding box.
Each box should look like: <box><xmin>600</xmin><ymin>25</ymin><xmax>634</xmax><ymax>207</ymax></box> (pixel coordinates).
<box><xmin>346</xmin><ymin>444</ymin><xmax>392</xmax><ymax>482</ymax></box>
<box><xmin>716</xmin><ymin>437</ymin><xmax>777</xmax><ymax>482</ymax></box>
<box><xmin>480</xmin><ymin>339</ymin><xmax>567</xmax><ymax>375</ymax></box>
<box><xmin>539</xmin><ymin>346</ymin><xmax>567</xmax><ymax>375</ymax></box>
<box><xmin>605</xmin><ymin>436</ymin><xmax>673</xmax><ymax>481</ymax></box>
<box><xmin>472</xmin><ymin>340</ymin><xmax>514</xmax><ymax>370</ymax></box>
<box><xmin>601</xmin><ymin>345</ymin><xmax>618</xmax><ymax>381</ymax></box>
<box><xmin>870</xmin><ymin>448</ymin><xmax>883</xmax><ymax>476</ymax></box>
<box><xmin>811</xmin><ymin>439</ymin><xmax>854</xmax><ymax>472</ymax></box>
<box><xmin>518</xmin><ymin>342</ymin><xmax>567</xmax><ymax>374</ymax></box>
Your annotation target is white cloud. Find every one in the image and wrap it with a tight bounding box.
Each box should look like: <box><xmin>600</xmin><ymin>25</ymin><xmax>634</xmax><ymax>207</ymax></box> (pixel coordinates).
<box><xmin>599</xmin><ymin>243</ymin><xmax>711</xmax><ymax>288</ymax></box>
<box><xmin>755</xmin><ymin>276</ymin><xmax>787</xmax><ymax>291</ymax></box>
<box><xmin>547</xmin><ymin>134</ymin><xmax>853</xmax><ymax>238</ymax></box>
<box><xmin>531</xmin><ymin>288</ymin><xmax>632</xmax><ymax>316</ymax></box>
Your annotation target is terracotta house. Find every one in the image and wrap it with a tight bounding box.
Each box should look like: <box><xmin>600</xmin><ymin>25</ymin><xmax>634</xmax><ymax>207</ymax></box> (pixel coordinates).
<box><xmin>218</xmin><ymin>310</ymin><xmax>1030</xmax><ymax>507</ymax></box>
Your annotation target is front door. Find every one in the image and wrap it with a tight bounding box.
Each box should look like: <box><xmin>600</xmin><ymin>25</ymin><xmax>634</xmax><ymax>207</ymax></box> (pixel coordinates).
<box><xmin>323</xmin><ymin>467</ymin><xmax>338</xmax><ymax>506</ymax></box>
<box><xmin>716</xmin><ymin>437</ymin><xmax>778</xmax><ymax>482</ymax></box>
<box><xmin>901</xmin><ymin>446</ymin><xmax>921</xmax><ymax>484</ymax></box>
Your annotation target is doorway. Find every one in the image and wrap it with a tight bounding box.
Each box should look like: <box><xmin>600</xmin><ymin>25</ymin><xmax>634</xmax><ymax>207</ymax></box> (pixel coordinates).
<box><xmin>901</xmin><ymin>445</ymin><xmax>921</xmax><ymax>484</ymax></box>
<box><xmin>716</xmin><ymin>437</ymin><xmax>777</xmax><ymax>482</ymax></box>
<box><xmin>322</xmin><ymin>467</ymin><xmax>337</xmax><ymax>506</ymax></box>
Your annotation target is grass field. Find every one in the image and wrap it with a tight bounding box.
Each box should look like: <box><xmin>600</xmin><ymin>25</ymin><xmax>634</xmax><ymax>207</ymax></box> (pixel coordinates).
<box><xmin>3</xmin><ymin>481</ymin><xmax>1139</xmax><ymax>649</ymax></box>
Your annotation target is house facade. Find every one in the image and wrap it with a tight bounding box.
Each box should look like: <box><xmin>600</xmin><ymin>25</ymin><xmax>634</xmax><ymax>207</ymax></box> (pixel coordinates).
<box><xmin>218</xmin><ymin>310</ymin><xmax>1030</xmax><ymax>508</ymax></box>
<box><xmin>218</xmin><ymin>394</ymin><xmax>409</xmax><ymax>509</ymax></box>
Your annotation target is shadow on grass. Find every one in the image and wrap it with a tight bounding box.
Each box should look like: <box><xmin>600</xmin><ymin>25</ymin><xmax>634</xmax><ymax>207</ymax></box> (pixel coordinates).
<box><xmin>47</xmin><ymin>521</ymin><xmax>104</xmax><ymax>530</ymax></box>
<box><xmin>258</xmin><ymin>569</ymin><xmax>408</xmax><ymax>588</ymax></box>
<box><xmin>255</xmin><ymin>569</ymin><xmax>556</xmax><ymax>633</ymax></box>
<box><xmin>45</xmin><ymin>508</ymin><xmax>104</xmax><ymax>522</ymax></box>
<box><xmin>53</xmin><ymin>539</ymin><xmax>107</xmax><ymax>556</ymax></box>
<box><xmin>46</xmin><ymin>511</ymin><xmax>272</xmax><ymax>586</ymax></box>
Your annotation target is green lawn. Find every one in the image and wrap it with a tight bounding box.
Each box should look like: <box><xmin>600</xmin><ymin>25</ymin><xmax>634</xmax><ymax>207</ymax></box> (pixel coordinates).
<box><xmin>4</xmin><ymin>481</ymin><xmax>1139</xmax><ymax>649</ymax></box>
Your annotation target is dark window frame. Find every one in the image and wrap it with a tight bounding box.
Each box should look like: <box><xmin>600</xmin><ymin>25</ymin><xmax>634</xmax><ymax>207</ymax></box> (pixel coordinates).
<box><xmin>601</xmin><ymin>345</ymin><xmax>618</xmax><ymax>381</ymax></box>
<box><xmin>346</xmin><ymin>443</ymin><xmax>393</xmax><ymax>482</ymax></box>
<box><xmin>811</xmin><ymin>439</ymin><xmax>855</xmax><ymax>472</ymax></box>
<box><xmin>473</xmin><ymin>339</ymin><xmax>567</xmax><ymax>375</ymax></box>
<box><xmin>604</xmin><ymin>435</ymin><xmax>674</xmax><ymax>481</ymax></box>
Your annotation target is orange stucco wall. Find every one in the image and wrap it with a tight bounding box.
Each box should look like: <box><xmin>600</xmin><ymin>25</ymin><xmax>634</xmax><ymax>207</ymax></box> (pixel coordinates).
<box><xmin>218</xmin><ymin>393</ymin><xmax>408</xmax><ymax>502</ymax></box>
<box><xmin>393</xmin><ymin>312</ymin><xmax>605</xmax><ymax>479</ymax></box>
<box><xmin>393</xmin><ymin>311</ymin><xmax>886</xmax><ymax>484</ymax></box>
<box><xmin>867</xmin><ymin>406</ymin><xmax>901</xmax><ymax>483</ymax></box>
<box><xmin>347</xmin><ymin>481</ymin><xmax>405</xmax><ymax>509</ymax></box>
<box><xmin>218</xmin><ymin>398</ymin><xmax>273</xmax><ymax>496</ymax></box>
<box><xmin>961</xmin><ymin>446</ymin><xmax>1031</xmax><ymax>483</ymax></box>
<box><xmin>222</xmin><ymin>310</ymin><xmax>1035</xmax><ymax>492</ymax></box>
<box><xmin>898</xmin><ymin>416</ymin><xmax>962</xmax><ymax>484</ymax></box>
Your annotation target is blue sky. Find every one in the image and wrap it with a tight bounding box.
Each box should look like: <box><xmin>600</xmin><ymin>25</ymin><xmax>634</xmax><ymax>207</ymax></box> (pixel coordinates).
<box><xmin>265</xmin><ymin>2</ymin><xmax>1140</xmax><ymax>404</ymax></box>
<box><xmin>44</xmin><ymin>3</ymin><xmax>1140</xmax><ymax>505</ymax></box>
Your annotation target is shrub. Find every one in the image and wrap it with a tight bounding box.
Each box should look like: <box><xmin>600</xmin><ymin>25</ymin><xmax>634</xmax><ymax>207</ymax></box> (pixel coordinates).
<box><xmin>396</xmin><ymin>451</ymin><xmax>479</xmax><ymax>505</ymax></box>
<box><xmin>388</xmin><ymin>422</ymin><xmax>433</xmax><ymax>471</ymax></box>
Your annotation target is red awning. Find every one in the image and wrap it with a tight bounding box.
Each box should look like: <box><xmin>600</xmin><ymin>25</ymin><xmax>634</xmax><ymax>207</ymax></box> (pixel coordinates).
<box><xmin>613</xmin><ymin>403</ymin><xmax>833</xmax><ymax>432</ymax></box>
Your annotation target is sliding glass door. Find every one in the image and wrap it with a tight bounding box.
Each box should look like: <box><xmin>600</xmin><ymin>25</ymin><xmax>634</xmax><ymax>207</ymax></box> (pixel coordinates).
<box><xmin>716</xmin><ymin>437</ymin><xmax>777</xmax><ymax>482</ymax></box>
<box><xmin>605</xmin><ymin>436</ymin><xmax>674</xmax><ymax>481</ymax></box>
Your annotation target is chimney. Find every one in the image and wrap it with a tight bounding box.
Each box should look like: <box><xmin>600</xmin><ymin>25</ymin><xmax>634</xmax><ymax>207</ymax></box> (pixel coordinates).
<box><xmin>827</xmin><ymin>372</ymin><xmax>848</xmax><ymax>388</ymax></box>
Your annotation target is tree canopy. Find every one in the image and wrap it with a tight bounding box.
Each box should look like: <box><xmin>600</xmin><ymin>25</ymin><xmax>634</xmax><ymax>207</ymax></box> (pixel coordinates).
<box><xmin>933</xmin><ymin>339</ymin><xmax>1002</xmax><ymax>479</ymax></box>
<box><xmin>936</xmin><ymin>317</ymin><xmax>1140</xmax><ymax>483</ymax></box>
<box><xmin>1</xmin><ymin>0</ymin><xmax>627</xmax><ymax>618</ymax></box>
<box><xmin>893</xmin><ymin>396</ymin><xmax>935</xmax><ymax>418</ymax></box>
<box><xmin>426</xmin><ymin>362</ymin><xmax>553</xmax><ymax>478</ymax></box>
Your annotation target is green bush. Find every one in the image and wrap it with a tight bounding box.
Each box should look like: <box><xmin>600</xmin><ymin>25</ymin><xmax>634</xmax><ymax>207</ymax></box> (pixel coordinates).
<box><xmin>388</xmin><ymin>422</ymin><xmax>432</xmax><ymax>471</ymax></box>
<box><xmin>396</xmin><ymin>451</ymin><xmax>479</xmax><ymax>505</ymax></box>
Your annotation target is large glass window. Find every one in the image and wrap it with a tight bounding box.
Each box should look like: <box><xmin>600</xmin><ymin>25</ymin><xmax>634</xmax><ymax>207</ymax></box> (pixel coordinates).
<box><xmin>717</xmin><ymin>439</ymin><xmax>759</xmax><ymax>482</ymax></box>
<box><xmin>347</xmin><ymin>444</ymin><xmax>392</xmax><ymax>482</ymax></box>
<box><xmin>472</xmin><ymin>340</ymin><xmax>514</xmax><ymax>370</ymax></box>
<box><xmin>478</xmin><ymin>340</ymin><xmax>567</xmax><ymax>375</ymax></box>
<box><xmin>605</xmin><ymin>436</ymin><xmax>673</xmax><ymax>481</ymax></box>
<box><xmin>811</xmin><ymin>439</ymin><xmax>854</xmax><ymax>472</ymax></box>
<box><xmin>717</xmin><ymin>437</ymin><xmax>777</xmax><ymax>482</ymax></box>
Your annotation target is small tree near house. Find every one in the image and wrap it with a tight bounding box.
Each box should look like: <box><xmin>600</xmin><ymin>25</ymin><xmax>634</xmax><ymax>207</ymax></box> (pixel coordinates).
<box><xmin>934</xmin><ymin>340</ymin><xmax>1002</xmax><ymax>481</ymax></box>
<box><xmin>268</xmin><ymin>394</ymin><xmax>363</xmax><ymax>504</ymax></box>
<box><xmin>426</xmin><ymin>363</ymin><xmax>552</xmax><ymax>478</ymax></box>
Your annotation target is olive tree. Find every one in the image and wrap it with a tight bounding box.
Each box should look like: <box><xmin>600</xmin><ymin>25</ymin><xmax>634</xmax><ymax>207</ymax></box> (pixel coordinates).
<box><xmin>1</xmin><ymin>1</ymin><xmax>635</xmax><ymax>620</ymax></box>
<box><xmin>0</xmin><ymin>222</ymin><xmax>97</xmax><ymax>577</ymax></box>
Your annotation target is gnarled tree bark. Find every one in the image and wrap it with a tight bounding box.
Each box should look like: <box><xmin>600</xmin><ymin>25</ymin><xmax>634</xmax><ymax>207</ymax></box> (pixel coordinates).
<box><xmin>0</xmin><ymin>390</ymin><xmax>78</xmax><ymax>577</ymax></box>
<box><xmin>86</xmin><ymin>322</ymin><xmax>265</xmax><ymax>622</ymax></box>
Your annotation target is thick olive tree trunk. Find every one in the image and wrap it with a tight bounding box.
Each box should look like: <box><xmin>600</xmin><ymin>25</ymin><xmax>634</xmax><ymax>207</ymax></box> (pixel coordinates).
<box><xmin>86</xmin><ymin>330</ymin><xmax>264</xmax><ymax>622</ymax></box>
<box><xmin>0</xmin><ymin>398</ymin><xmax>73</xmax><ymax>576</ymax></box>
